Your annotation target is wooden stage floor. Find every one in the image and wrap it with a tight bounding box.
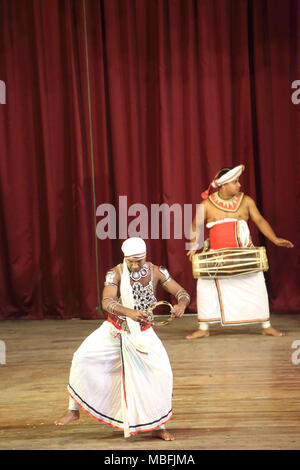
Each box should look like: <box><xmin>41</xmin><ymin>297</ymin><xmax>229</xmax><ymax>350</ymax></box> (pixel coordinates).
<box><xmin>0</xmin><ymin>313</ymin><xmax>300</xmax><ymax>450</ymax></box>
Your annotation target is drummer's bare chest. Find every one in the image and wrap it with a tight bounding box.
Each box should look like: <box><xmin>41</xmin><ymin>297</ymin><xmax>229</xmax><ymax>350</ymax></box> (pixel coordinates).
<box><xmin>206</xmin><ymin>199</ymin><xmax>250</xmax><ymax>223</ymax></box>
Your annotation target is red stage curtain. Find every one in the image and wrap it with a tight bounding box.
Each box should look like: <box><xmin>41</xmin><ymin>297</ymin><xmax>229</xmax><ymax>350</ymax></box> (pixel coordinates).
<box><xmin>0</xmin><ymin>0</ymin><xmax>299</xmax><ymax>320</ymax></box>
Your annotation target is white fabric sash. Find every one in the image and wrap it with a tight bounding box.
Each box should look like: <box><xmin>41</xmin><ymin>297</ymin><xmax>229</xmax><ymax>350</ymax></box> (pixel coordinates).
<box><xmin>120</xmin><ymin>259</ymin><xmax>148</xmax><ymax>354</ymax></box>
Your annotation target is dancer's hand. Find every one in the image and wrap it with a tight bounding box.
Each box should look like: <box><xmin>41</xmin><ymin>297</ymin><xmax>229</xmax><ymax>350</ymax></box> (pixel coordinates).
<box><xmin>273</xmin><ymin>237</ymin><xmax>294</xmax><ymax>248</ymax></box>
<box><xmin>127</xmin><ymin>309</ymin><xmax>150</xmax><ymax>324</ymax></box>
<box><xmin>171</xmin><ymin>304</ymin><xmax>185</xmax><ymax>319</ymax></box>
<box><xmin>187</xmin><ymin>249</ymin><xmax>197</xmax><ymax>261</ymax></box>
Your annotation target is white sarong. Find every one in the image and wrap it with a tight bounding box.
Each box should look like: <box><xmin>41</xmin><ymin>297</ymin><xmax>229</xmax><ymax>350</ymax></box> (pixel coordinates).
<box><xmin>197</xmin><ymin>219</ymin><xmax>270</xmax><ymax>325</ymax></box>
<box><xmin>67</xmin><ymin>321</ymin><xmax>173</xmax><ymax>437</ymax></box>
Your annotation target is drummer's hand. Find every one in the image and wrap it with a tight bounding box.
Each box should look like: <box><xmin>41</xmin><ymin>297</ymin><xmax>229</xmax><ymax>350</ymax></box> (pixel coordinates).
<box><xmin>127</xmin><ymin>309</ymin><xmax>150</xmax><ymax>325</ymax></box>
<box><xmin>187</xmin><ymin>249</ymin><xmax>197</xmax><ymax>262</ymax></box>
<box><xmin>273</xmin><ymin>237</ymin><xmax>294</xmax><ymax>248</ymax></box>
<box><xmin>171</xmin><ymin>304</ymin><xmax>185</xmax><ymax>319</ymax></box>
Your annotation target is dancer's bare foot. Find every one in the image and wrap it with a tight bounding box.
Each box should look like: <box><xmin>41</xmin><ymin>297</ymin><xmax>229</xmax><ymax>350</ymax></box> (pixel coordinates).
<box><xmin>186</xmin><ymin>329</ymin><xmax>209</xmax><ymax>339</ymax></box>
<box><xmin>152</xmin><ymin>429</ymin><xmax>174</xmax><ymax>441</ymax></box>
<box><xmin>54</xmin><ymin>410</ymin><xmax>80</xmax><ymax>426</ymax></box>
<box><xmin>262</xmin><ymin>327</ymin><xmax>284</xmax><ymax>337</ymax></box>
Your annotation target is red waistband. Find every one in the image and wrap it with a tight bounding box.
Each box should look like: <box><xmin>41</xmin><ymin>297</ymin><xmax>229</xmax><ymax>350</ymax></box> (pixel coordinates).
<box><xmin>107</xmin><ymin>314</ymin><xmax>151</xmax><ymax>332</ymax></box>
<box><xmin>209</xmin><ymin>221</ymin><xmax>239</xmax><ymax>250</ymax></box>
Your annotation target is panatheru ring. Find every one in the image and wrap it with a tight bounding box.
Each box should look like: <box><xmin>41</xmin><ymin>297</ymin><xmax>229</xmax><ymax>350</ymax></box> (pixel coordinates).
<box><xmin>146</xmin><ymin>301</ymin><xmax>174</xmax><ymax>326</ymax></box>
<box><xmin>130</xmin><ymin>266</ymin><xmax>148</xmax><ymax>281</ymax></box>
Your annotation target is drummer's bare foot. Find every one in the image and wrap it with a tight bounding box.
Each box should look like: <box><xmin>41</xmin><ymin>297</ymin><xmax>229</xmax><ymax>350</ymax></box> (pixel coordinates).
<box><xmin>262</xmin><ymin>327</ymin><xmax>284</xmax><ymax>337</ymax></box>
<box><xmin>152</xmin><ymin>429</ymin><xmax>174</xmax><ymax>441</ymax></box>
<box><xmin>54</xmin><ymin>410</ymin><xmax>79</xmax><ymax>426</ymax></box>
<box><xmin>186</xmin><ymin>329</ymin><xmax>209</xmax><ymax>339</ymax></box>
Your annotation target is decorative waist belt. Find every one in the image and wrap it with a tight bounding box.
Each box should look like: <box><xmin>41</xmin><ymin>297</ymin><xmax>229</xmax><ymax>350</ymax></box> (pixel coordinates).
<box><xmin>107</xmin><ymin>313</ymin><xmax>151</xmax><ymax>332</ymax></box>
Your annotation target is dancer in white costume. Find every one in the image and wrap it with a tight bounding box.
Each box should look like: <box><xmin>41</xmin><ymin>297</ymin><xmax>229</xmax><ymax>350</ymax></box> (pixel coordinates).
<box><xmin>55</xmin><ymin>237</ymin><xmax>190</xmax><ymax>440</ymax></box>
<box><xmin>186</xmin><ymin>165</ymin><xmax>294</xmax><ymax>339</ymax></box>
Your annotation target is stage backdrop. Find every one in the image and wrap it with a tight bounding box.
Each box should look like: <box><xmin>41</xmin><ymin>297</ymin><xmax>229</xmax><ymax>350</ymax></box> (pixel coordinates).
<box><xmin>0</xmin><ymin>0</ymin><xmax>299</xmax><ymax>320</ymax></box>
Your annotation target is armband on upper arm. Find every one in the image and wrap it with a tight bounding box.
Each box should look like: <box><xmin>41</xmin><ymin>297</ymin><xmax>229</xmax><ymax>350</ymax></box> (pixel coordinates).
<box><xmin>159</xmin><ymin>266</ymin><xmax>172</xmax><ymax>285</ymax></box>
<box><xmin>104</xmin><ymin>270</ymin><xmax>118</xmax><ymax>287</ymax></box>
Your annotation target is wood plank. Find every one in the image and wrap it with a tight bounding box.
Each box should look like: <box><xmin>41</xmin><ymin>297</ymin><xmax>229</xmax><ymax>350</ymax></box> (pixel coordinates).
<box><xmin>0</xmin><ymin>314</ymin><xmax>300</xmax><ymax>449</ymax></box>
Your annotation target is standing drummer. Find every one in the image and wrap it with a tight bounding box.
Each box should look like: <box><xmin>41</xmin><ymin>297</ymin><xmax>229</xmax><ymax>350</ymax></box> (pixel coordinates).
<box><xmin>186</xmin><ymin>165</ymin><xmax>294</xmax><ymax>339</ymax></box>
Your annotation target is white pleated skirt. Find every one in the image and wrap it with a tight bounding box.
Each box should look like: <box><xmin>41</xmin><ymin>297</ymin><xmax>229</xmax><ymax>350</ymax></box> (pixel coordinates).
<box><xmin>197</xmin><ymin>271</ymin><xmax>270</xmax><ymax>325</ymax></box>
<box><xmin>67</xmin><ymin>321</ymin><xmax>173</xmax><ymax>437</ymax></box>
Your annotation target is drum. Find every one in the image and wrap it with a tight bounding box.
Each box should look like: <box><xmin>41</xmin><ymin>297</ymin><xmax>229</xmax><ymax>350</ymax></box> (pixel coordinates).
<box><xmin>192</xmin><ymin>247</ymin><xmax>269</xmax><ymax>279</ymax></box>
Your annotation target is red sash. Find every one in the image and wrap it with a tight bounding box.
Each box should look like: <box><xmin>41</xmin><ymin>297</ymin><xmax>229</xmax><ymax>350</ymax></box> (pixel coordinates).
<box><xmin>107</xmin><ymin>314</ymin><xmax>151</xmax><ymax>332</ymax></box>
<box><xmin>209</xmin><ymin>221</ymin><xmax>240</xmax><ymax>250</ymax></box>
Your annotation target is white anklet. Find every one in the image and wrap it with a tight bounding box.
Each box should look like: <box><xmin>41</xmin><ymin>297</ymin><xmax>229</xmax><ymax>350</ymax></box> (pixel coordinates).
<box><xmin>198</xmin><ymin>322</ymin><xmax>209</xmax><ymax>331</ymax></box>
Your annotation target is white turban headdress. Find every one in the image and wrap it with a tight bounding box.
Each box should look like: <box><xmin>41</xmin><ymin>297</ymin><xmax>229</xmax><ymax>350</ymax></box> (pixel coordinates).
<box><xmin>121</xmin><ymin>237</ymin><xmax>146</xmax><ymax>259</ymax></box>
<box><xmin>201</xmin><ymin>164</ymin><xmax>245</xmax><ymax>199</ymax></box>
